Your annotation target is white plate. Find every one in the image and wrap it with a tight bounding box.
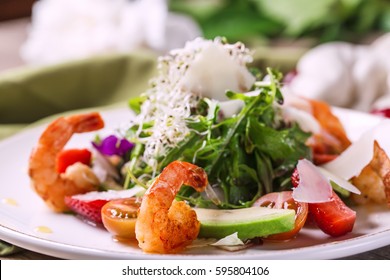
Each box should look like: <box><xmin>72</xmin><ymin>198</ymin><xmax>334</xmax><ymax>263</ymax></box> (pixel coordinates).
<box><xmin>1</xmin><ymin>106</ymin><xmax>390</xmax><ymax>259</ymax></box>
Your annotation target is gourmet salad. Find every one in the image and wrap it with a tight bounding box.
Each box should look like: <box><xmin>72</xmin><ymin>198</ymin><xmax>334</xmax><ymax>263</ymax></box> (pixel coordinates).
<box><xmin>28</xmin><ymin>38</ymin><xmax>390</xmax><ymax>254</ymax></box>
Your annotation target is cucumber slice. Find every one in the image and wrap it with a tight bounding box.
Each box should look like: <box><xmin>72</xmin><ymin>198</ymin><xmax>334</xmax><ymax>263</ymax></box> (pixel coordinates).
<box><xmin>195</xmin><ymin>207</ymin><xmax>295</xmax><ymax>240</ymax></box>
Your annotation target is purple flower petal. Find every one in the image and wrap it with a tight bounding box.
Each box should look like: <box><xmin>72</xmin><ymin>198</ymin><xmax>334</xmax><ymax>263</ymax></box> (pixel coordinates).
<box><xmin>118</xmin><ymin>138</ymin><xmax>134</xmax><ymax>156</ymax></box>
<box><xmin>93</xmin><ymin>135</ymin><xmax>117</xmax><ymax>156</ymax></box>
<box><xmin>93</xmin><ymin>135</ymin><xmax>134</xmax><ymax>157</ymax></box>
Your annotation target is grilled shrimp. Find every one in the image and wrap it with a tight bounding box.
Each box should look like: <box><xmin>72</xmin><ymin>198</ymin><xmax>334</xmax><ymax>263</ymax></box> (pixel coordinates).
<box><xmin>135</xmin><ymin>161</ymin><xmax>208</xmax><ymax>254</ymax></box>
<box><xmin>351</xmin><ymin>141</ymin><xmax>390</xmax><ymax>205</ymax></box>
<box><xmin>28</xmin><ymin>112</ymin><xmax>104</xmax><ymax>212</ymax></box>
<box><xmin>307</xmin><ymin>99</ymin><xmax>351</xmax><ymax>164</ymax></box>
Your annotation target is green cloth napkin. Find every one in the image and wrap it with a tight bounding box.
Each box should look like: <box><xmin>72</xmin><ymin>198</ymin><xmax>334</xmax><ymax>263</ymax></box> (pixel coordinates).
<box><xmin>0</xmin><ymin>241</ymin><xmax>23</xmax><ymax>256</ymax></box>
<box><xmin>0</xmin><ymin>51</ymin><xmax>158</xmax><ymax>256</ymax></box>
<box><xmin>0</xmin><ymin>51</ymin><xmax>157</xmax><ymax>125</ymax></box>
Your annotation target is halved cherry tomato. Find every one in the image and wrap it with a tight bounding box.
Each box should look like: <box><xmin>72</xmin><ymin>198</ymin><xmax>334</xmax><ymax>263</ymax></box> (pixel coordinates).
<box><xmin>291</xmin><ymin>168</ymin><xmax>356</xmax><ymax>237</ymax></box>
<box><xmin>56</xmin><ymin>148</ymin><xmax>92</xmax><ymax>173</ymax></box>
<box><xmin>101</xmin><ymin>197</ymin><xmax>141</xmax><ymax>239</ymax></box>
<box><xmin>309</xmin><ymin>191</ymin><xmax>356</xmax><ymax>237</ymax></box>
<box><xmin>291</xmin><ymin>168</ymin><xmax>300</xmax><ymax>188</ymax></box>
<box><xmin>253</xmin><ymin>191</ymin><xmax>308</xmax><ymax>241</ymax></box>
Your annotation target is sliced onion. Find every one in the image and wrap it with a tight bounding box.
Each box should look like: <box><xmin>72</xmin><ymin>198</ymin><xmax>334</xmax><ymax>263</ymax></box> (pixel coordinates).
<box><xmin>322</xmin><ymin>120</ymin><xmax>390</xmax><ymax>180</ymax></box>
<box><xmin>317</xmin><ymin>167</ymin><xmax>361</xmax><ymax>194</ymax></box>
<box><xmin>70</xmin><ymin>187</ymin><xmax>145</xmax><ymax>201</ymax></box>
<box><xmin>186</xmin><ymin>238</ymin><xmax>217</xmax><ymax>249</ymax></box>
<box><xmin>92</xmin><ymin>148</ymin><xmax>120</xmax><ymax>182</ymax></box>
<box><xmin>213</xmin><ymin>243</ymin><xmax>254</xmax><ymax>252</ymax></box>
<box><xmin>218</xmin><ymin>90</ymin><xmax>260</xmax><ymax>118</ymax></box>
<box><xmin>203</xmin><ymin>184</ymin><xmax>223</xmax><ymax>206</ymax></box>
<box><xmin>279</xmin><ymin>89</ymin><xmax>321</xmax><ymax>133</ymax></box>
<box><xmin>281</xmin><ymin>106</ymin><xmax>321</xmax><ymax>134</ymax></box>
<box><xmin>210</xmin><ymin>232</ymin><xmax>244</xmax><ymax>246</ymax></box>
<box><xmin>281</xmin><ymin>88</ymin><xmax>313</xmax><ymax>113</ymax></box>
<box><xmin>218</xmin><ymin>99</ymin><xmax>243</xmax><ymax>117</ymax></box>
<box><xmin>292</xmin><ymin>159</ymin><xmax>332</xmax><ymax>203</ymax></box>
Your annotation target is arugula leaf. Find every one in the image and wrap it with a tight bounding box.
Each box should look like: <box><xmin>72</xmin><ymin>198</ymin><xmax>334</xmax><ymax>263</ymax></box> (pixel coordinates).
<box><xmin>127</xmin><ymin>68</ymin><xmax>312</xmax><ymax>208</ymax></box>
<box><xmin>248</xmin><ymin>121</ymin><xmax>306</xmax><ymax>161</ymax></box>
<box><xmin>129</xmin><ymin>95</ymin><xmax>147</xmax><ymax>114</ymax></box>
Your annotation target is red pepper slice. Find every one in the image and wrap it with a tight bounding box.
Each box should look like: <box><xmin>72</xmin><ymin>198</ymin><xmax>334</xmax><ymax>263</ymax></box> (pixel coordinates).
<box><xmin>56</xmin><ymin>148</ymin><xmax>92</xmax><ymax>173</ymax></box>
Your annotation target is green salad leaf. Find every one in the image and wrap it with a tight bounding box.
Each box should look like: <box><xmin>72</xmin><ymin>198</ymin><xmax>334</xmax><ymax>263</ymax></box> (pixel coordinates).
<box><xmin>126</xmin><ymin>68</ymin><xmax>311</xmax><ymax>208</ymax></box>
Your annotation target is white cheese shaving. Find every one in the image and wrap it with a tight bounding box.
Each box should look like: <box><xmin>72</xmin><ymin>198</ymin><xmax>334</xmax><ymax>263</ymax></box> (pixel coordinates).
<box><xmin>292</xmin><ymin>159</ymin><xmax>333</xmax><ymax>203</ymax></box>
<box><xmin>322</xmin><ymin>120</ymin><xmax>390</xmax><ymax>179</ymax></box>
<box><xmin>70</xmin><ymin>187</ymin><xmax>145</xmax><ymax>201</ymax></box>
<box><xmin>180</xmin><ymin>41</ymin><xmax>255</xmax><ymax>100</ymax></box>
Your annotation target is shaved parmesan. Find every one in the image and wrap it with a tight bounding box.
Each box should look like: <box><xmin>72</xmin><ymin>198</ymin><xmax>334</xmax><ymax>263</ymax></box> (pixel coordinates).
<box><xmin>318</xmin><ymin>167</ymin><xmax>361</xmax><ymax>194</ymax></box>
<box><xmin>322</xmin><ymin>120</ymin><xmax>390</xmax><ymax>180</ymax></box>
<box><xmin>180</xmin><ymin>42</ymin><xmax>255</xmax><ymax>100</ymax></box>
<box><xmin>292</xmin><ymin>159</ymin><xmax>332</xmax><ymax>203</ymax></box>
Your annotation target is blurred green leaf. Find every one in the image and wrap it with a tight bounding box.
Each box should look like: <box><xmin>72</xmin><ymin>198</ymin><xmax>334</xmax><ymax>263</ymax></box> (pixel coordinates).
<box><xmin>254</xmin><ymin>0</ymin><xmax>336</xmax><ymax>36</ymax></box>
<box><xmin>169</xmin><ymin>0</ymin><xmax>390</xmax><ymax>44</ymax></box>
<box><xmin>380</xmin><ymin>8</ymin><xmax>390</xmax><ymax>31</ymax></box>
<box><xmin>202</xmin><ymin>9</ymin><xmax>282</xmax><ymax>41</ymax></box>
<box><xmin>354</xmin><ymin>1</ymin><xmax>381</xmax><ymax>33</ymax></box>
<box><xmin>169</xmin><ymin>0</ymin><xmax>224</xmax><ymax>23</ymax></box>
<box><xmin>340</xmin><ymin>0</ymin><xmax>363</xmax><ymax>12</ymax></box>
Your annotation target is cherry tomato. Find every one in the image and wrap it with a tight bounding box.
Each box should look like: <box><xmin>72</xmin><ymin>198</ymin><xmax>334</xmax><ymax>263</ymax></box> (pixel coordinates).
<box><xmin>56</xmin><ymin>148</ymin><xmax>92</xmax><ymax>173</ymax></box>
<box><xmin>292</xmin><ymin>168</ymin><xmax>356</xmax><ymax>237</ymax></box>
<box><xmin>309</xmin><ymin>191</ymin><xmax>356</xmax><ymax>237</ymax></box>
<box><xmin>253</xmin><ymin>191</ymin><xmax>308</xmax><ymax>241</ymax></box>
<box><xmin>101</xmin><ymin>197</ymin><xmax>141</xmax><ymax>239</ymax></box>
<box><xmin>291</xmin><ymin>168</ymin><xmax>300</xmax><ymax>188</ymax></box>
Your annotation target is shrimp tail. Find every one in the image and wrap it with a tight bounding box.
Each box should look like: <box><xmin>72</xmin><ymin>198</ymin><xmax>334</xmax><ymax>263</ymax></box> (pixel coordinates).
<box><xmin>72</xmin><ymin>112</ymin><xmax>105</xmax><ymax>133</ymax></box>
<box><xmin>28</xmin><ymin>112</ymin><xmax>104</xmax><ymax>212</ymax></box>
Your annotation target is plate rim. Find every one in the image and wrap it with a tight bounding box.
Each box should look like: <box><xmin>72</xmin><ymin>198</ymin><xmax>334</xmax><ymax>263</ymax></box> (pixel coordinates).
<box><xmin>2</xmin><ymin>221</ymin><xmax>390</xmax><ymax>260</ymax></box>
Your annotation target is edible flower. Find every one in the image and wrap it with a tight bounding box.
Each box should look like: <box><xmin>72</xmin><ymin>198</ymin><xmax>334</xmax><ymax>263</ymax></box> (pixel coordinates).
<box><xmin>93</xmin><ymin>135</ymin><xmax>134</xmax><ymax>157</ymax></box>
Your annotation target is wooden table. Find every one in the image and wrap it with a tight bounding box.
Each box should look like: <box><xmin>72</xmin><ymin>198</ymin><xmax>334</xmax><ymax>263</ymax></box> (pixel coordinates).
<box><xmin>341</xmin><ymin>246</ymin><xmax>390</xmax><ymax>260</ymax></box>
